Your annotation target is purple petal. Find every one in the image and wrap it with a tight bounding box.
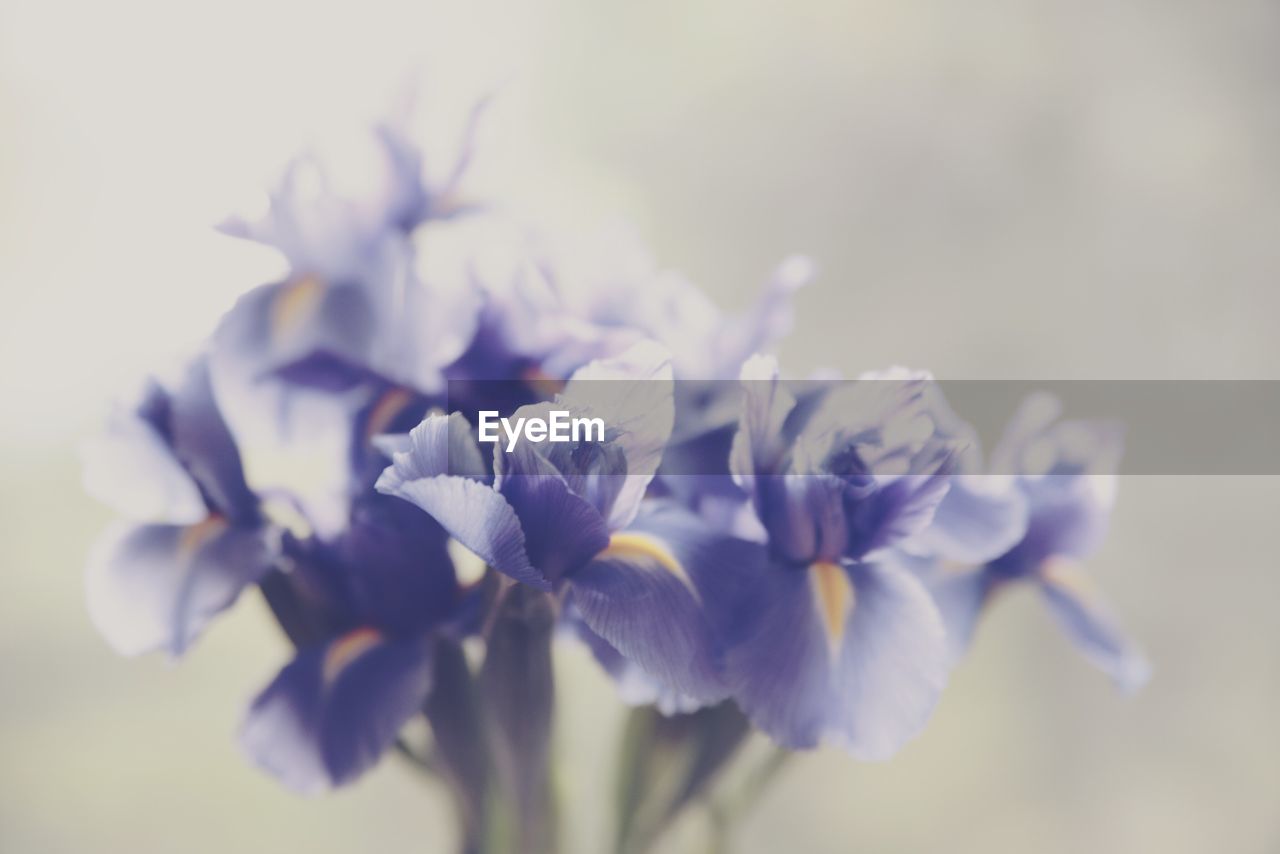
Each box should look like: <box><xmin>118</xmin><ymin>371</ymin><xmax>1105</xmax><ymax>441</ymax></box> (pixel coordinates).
<box><xmin>561</xmin><ymin>605</ymin><xmax>707</xmax><ymax>715</ymax></box>
<box><xmin>85</xmin><ymin>518</ymin><xmax>274</xmax><ymax>657</ymax></box>
<box><xmin>300</xmin><ymin>493</ymin><xmax>460</xmax><ymax>636</ymax></box>
<box><xmin>849</xmin><ymin>471</ymin><xmax>953</xmax><ymax>559</ymax></box>
<box><xmin>569</xmin><ymin>506</ymin><xmax>743</xmax><ymax>704</ymax></box>
<box><xmin>999</xmin><ymin>474</ymin><xmax>1118</xmax><ymax>573</ymax></box>
<box><xmin>497</xmin><ymin>442</ymin><xmax>611</xmax><ymax>581</ymax></box>
<box><xmin>906</xmin><ymin>475</ymin><xmax>1029</xmax><ymax>565</ymax></box>
<box><xmin>239</xmin><ymin>631</ymin><xmax>434</xmax><ymax>793</ymax></box>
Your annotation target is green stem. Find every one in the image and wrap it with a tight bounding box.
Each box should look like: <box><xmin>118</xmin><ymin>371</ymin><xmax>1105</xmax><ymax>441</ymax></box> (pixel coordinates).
<box><xmin>703</xmin><ymin>746</ymin><xmax>793</xmax><ymax>853</ymax></box>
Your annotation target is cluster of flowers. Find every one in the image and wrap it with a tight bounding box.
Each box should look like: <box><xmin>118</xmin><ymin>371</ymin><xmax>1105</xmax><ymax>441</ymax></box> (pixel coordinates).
<box><xmin>83</xmin><ymin>103</ymin><xmax>1148</xmax><ymax>799</ymax></box>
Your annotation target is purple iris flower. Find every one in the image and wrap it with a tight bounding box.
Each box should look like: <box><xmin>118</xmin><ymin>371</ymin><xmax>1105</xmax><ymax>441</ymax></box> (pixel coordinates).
<box><xmin>83</xmin><ymin>355</ymin><xmax>277</xmax><ymax>657</ymax></box>
<box><xmin>238</xmin><ymin>491</ymin><xmax>468</xmax><ymax>794</ymax></box>
<box><xmin>716</xmin><ymin>356</ymin><xmax>962</xmax><ymax>758</ymax></box>
<box><xmin>922</xmin><ymin>393</ymin><xmax>1150</xmax><ymax>692</ymax></box>
<box><xmin>207</xmin><ymin>116</ymin><xmax>490</xmax><ymax>536</ymax></box>
<box><xmin>378</xmin><ymin>342</ymin><xmax>756</xmax><ymax>705</ymax></box>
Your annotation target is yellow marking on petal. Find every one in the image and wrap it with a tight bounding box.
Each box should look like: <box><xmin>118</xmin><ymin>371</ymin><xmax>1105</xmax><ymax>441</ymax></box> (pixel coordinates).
<box><xmin>598</xmin><ymin>532</ymin><xmax>697</xmax><ymax>597</ymax></box>
<box><xmin>809</xmin><ymin>560</ymin><xmax>855</xmax><ymax>653</ymax></box>
<box><xmin>939</xmin><ymin>558</ymin><xmax>977</xmax><ymax>576</ymax></box>
<box><xmin>364</xmin><ymin>387</ymin><xmax>415</xmax><ymax>445</ymax></box>
<box><xmin>179</xmin><ymin>515</ymin><xmax>227</xmax><ymax>558</ymax></box>
<box><xmin>1040</xmin><ymin>557</ymin><xmax>1097</xmax><ymax>605</ymax></box>
<box><xmin>322</xmin><ymin>627</ymin><xmax>382</xmax><ymax>685</ymax></box>
<box><xmin>271</xmin><ymin>275</ymin><xmax>324</xmax><ymax>341</ymax></box>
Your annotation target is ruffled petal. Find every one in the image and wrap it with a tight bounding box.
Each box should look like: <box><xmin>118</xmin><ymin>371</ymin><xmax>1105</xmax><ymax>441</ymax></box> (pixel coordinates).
<box><xmin>378</xmin><ymin>413</ymin><xmax>488</xmax><ymax>491</ymax></box>
<box><xmin>239</xmin><ymin>631</ymin><xmax>434</xmax><ymax>793</ymax></box>
<box><xmin>85</xmin><ymin>518</ymin><xmax>274</xmax><ymax>657</ymax></box>
<box><xmin>376</xmin><ymin>469</ymin><xmax>547</xmax><ymax>590</ymax></box>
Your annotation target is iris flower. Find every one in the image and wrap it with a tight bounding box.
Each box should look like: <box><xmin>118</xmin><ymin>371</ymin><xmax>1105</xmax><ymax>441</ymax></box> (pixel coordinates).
<box><xmin>208</xmin><ymin>118</ymin><xmax>485</xmax><ymax>536</ymax></box>
<box><xmin>716</xmin><ymin>356</ymin><xmax>961</xmax><ymax>758</ymax></box>
<box><xmin>923</xmin><ymin>393</ymin><xmax>1150</xmax><ymax>691</ymax></box>
<box><xmin>83</xmin><ymin>356</ymin><xmax>276</xmax><ymax>657</ymax></box>
<box><xmin>377</xmin><ymin>342</ymin><xmax>758</xmax><ymax>704</ymax></box>
<box><xmin>239</xmin><ymin>492</ymin><xmax>468</xmax><ymax>793</ymax></box>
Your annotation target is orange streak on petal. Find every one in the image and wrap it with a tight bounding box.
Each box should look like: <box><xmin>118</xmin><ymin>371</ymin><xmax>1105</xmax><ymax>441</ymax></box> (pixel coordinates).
<box><xmin>322</xmin><ymin>627</ymin><xmax>383</xmax><ymax>686</ymax></box>
<box><xmin>270</xmin><ymin>275</ymin><xmax>325</xmax><ymax>341</ymax></box>
<box><xmin>1040</xmin><ymin>557</ymin><xmax>1097</xmax><ymax>605</ymax></box>
<box><xmin>179</xmin><ymin>515</ymin><xmax>227</xmax><ymax>558</ymax></box>
<box><xmin>364</xmin><ymin>387</ymin><xmax>415</xmax><ymax>445</ymax></box>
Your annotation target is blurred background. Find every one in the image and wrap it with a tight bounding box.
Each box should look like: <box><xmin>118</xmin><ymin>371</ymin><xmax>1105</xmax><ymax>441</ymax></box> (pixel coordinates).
<box><xmin>2</xmin><ymin>0</ymin><xmax>1278</xmax><ymax>851</ymax></box>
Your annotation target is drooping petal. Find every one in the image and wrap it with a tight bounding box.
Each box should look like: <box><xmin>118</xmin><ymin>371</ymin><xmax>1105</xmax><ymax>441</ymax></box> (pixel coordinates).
<box><xmin>725</xmin><ymin>559</ymin><xmax>947</xmax><ymax>759</ymax></box>
<box><xmin>1037</xmin><ymin>560</ymin><xmax>1150</xmax><ymax>693</ymax></box>
<box><xmin>561</xmin><ymin>603</ymin><xmax>707</xmax><ymax>715</ymax></box>
<box><xmin>239</xmin><ymin>631</ymin><xmax>434</xmax><ymax>794</ymax></box>
<box><xmin>568</xmin><ymin>504</ymin><xmax>753</xmax><ymax>703</ymax></box>
<box><xmin>85</xmin><ymin>518</ymin><xmax>274</xmax><ymax>657</ymax></box>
